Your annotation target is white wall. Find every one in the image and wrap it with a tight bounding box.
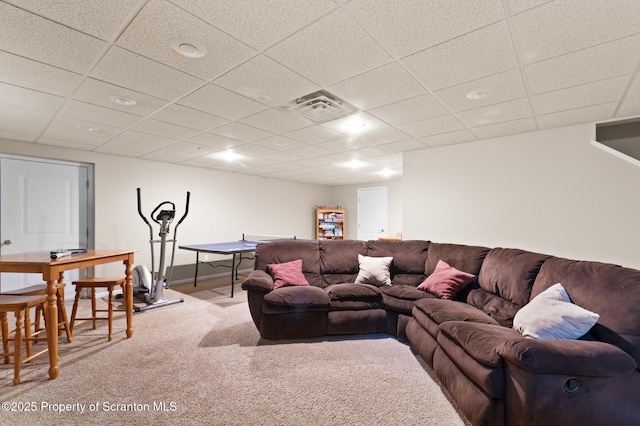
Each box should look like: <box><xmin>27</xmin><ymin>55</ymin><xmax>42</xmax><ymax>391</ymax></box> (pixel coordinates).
<box><xmin>0</xmin><ymin>138</ymin><xmax>330</xmax><ymax>276</ymax></box>
<box><xmin>403</xmin><ymin>123</ymin><xmax>640</xmax><ymax>270</ymax></box>
<box><xmin>330</xmin><ymin>179</ymin><xmax>403</xmax><ymax>240</ymax></box>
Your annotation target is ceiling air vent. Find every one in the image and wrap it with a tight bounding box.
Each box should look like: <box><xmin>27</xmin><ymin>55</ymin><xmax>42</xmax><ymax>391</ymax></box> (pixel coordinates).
<box><xmin>279</xmin><ymin>90</ymin><xmax>358</xmax><ymax>124</ymax></box>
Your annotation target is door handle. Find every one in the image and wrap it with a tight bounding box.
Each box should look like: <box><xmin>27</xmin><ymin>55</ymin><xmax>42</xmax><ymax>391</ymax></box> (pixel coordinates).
<box><xmin>2</xmin><ymin>239</ymin><xmax>11</xmax><ymax>246</ymax></box>
<box><xmin>378</xmin><ymin>229</ymin><xmax>384</xmax><ymax>232</ymax></box>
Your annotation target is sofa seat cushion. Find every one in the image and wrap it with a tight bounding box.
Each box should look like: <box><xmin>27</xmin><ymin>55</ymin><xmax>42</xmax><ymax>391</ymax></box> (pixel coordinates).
<box><xmin>413</xmin><ymin>297</ymin><xmax>500</xmax><ymax>327</ymax></box>
<box><xmin>263</xmin><ymin>285</ymin><xmax>329</xmax><ymax>308</ymax></box>
<box><xmin>382</xmin><ymin>284</ymin><xmax>433</xmax><ymax>301</ymax></box>
<box><xmin>438</xmin><ymin>321</ymin><xmax>521</xmax><ymax>398</ymax></box>
<box><xmin>325</xmin><ymin>283</ymin><xmax>382</xmax><ymax>310</ymax></box>
<box><xmin>325</xmin><ymin>283</ymin><xmax>381</xmax><ymax>300</ymax></box>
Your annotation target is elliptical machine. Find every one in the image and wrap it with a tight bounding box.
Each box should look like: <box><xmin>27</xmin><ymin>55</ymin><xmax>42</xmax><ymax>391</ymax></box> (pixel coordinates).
<box><xmin>133</xmin><ymin>188</ymin><xmax>190</xmax><ymax>312</ymax></box>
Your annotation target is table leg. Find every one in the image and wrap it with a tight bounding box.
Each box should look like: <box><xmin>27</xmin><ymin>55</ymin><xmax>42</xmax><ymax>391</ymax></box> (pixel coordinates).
<box><xmin>45</xmin><ymin>278</ymin><xmax>59</xmax><ymax>379</ymax></box>
<box><xmin>193</xmin><ymin>251</ymin><xmax>200</xmax><ymax>287</ymax></box>
<box><xmin>124</xmin><ymin>260</ymin><xmax>134</xmax><ymax>338</ymax></box>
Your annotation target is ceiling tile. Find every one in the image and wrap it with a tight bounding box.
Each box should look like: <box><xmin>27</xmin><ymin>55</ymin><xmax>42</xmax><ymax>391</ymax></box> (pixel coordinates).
<box><xmin>0</xmin><ymin>51</ymin><xmax>82</xmax><ymax>97</ymax></box>
<box><xmin>178</xmin><ymin>84</ymin><xmax>266</xmax><ymax>121</ymax></box>
<box><xmin>213</xmin><ymin>54</ymin><xmax>318</xmax><ymax>106</ymax></box>
<box><xmin>0</xmin><ymin>82</ymin><xmax>66</xmax><ymax>113</ymax></box>
<box><xmin>471</xmin><ymin>117</ymin><xmax>537</xmax><ymax>140</ymax></box>
<box><xmin>344</xmin><ymin>146</ymin><xmax>393</xmax><ymax>159</ymax></box>
<box><xmin>94</xmin><ymin>139</ymin><xmax>158</xmax><ymax>156</ymax></box>
<box><xmin>4</xmin><ymin>0</ymin><xmax>145</xmax><ymax>41</ymax></box>
<box><xmin>265</xmin><ymin>9</ymin><xmax>391</xmax><ymax>86</ymax></box>
<box><xmin>434</xmin><ymin>68</ymin><xmax>527</xmax><ymax>113</ymax></box>
<box><xmin>91</xmin><ymin>46</ymin><xmax>204</xmax><ymax>101</ymax></box>
<box><xmin>399</xmin><ymin>114</ymin><xmax>465</xmax><ymax>138</ymax></box>
<box><xmin>507</xmin><ymin>0</ymin><xmax>553</xmax><ymax>15</ymax></box>
<box><xmin>283</xmin><ymin>125</ymin><xmax>343</xmax><ymax>144</ymax></box>
<box><xmin>150</xmin><ymin>104</ymin><xmax>228</xmax><ymax>131</ymax></box>
<box><xmin>525</xmin><ymin>34</ymin><xmax>640</xmax><ymax>95</ymax></box>
<box><xmin>73</xmin><ymin>78</ymin><xmax>167</xmax><ymax>117</ymax></box>
<box><xmin>536</xmin><ymin>102</ymin><xmax>618</xmax><ymax>129</ymax></box>
<box><xmin>0</xmin><ymin>130</ymin><xmax>36</xmax><ymax>143</ymax></box>
<box><xmin>116</xmin><ymin>0</ymin><xmax>255</xmax><ymax>81</ymax></box>
<box><xmin>402</xmin><ymin>21</ymin><xmax>519</xmax><ymax>91</ymax></box>
<box><xmin>419</xmin><ymin>129</ymin><xmax>477</xmax><ymax>147</ymax></box>
<box><xmin>207</xmin><ymin>122</ymin><xmax>273</xmax><ymax>142</ymax></box>
<box><xmin>347</xmin><ymin>0</ymin><xmax>504</xmax><ymax>57</ymax></box>
<box><xmin>40</xmin><ymin>116</ymin><xmax>119</xmax><ymax>145</ymax></box>
<box><xmin>512</xmin><ymin>0</ymin><xmax>640</xmax><ymax>65</ymax></box>
<box><xmin>457</xmin><ymin>98</ymin><xmax>532</xmax><ymax>128</ymax></box>
<box><xmin>285</xmin><ymin>145</ymin><xmax>334</xmax><ymax>159</ymax></box>
<box><xmin>37</xmin><ymin>137</ymin><xmax>98</xmax><ymax>151</ymax></box>
<box><xmin>617</xmin><ymin>97</ymin><xmax>640</xmax><ymax>118</ymax></box>
<box><xmin>328</xmin><ymin>62</ymin><xmax>425</xmax><ymax>110</ymax></box>
<box><xmin>376</xmin><ymin>139</ymin><xmax>429</xmax><ymax>153</ymax></box>
<box><xmin>531</xmin><ymin>75</ymin><xmax>630</xmax><ymax>115</ymax></box>
<box><xmin>231</xmin><ymin>143</ymin><xmax>279</xmax><ymax>157</ymax></box>
<box><xmin>627</xmin><ymin>75</ymin><xmax>640</xmax><ymax>97</ymax></box>
<box><xmin>0</xmin><ymin>103</ymin><xmax>52</xmax><ymax>137</ymax></box>
<box><xmin>348</xmin><ymin>127</ymin><xmax>413</xmax><ymax>146</ymax></box>
<box><xmin>317</xmin><ymin>137</ymin><xmax>374</xmax><ymax>153</ymax></box>
<box><xmin>131</xmin><ymin>119</ymin><xmax>200</xmax><ymax>140</ymax></box>
<box><xmin>239</xmin><ymin>108</ymin><xmax>310</xmax><ymax>134</ymax></box>
<box><xmin>262</xmin><ymin>151</ymin><xmax>305</xmax><ymax>163</ymax></box>
<box><xmin>59</xmin><ymin>100</ymin><xmax>142</xmax><ymax>129</ymax></box>
<box><xmin>142</xmin><ymin>149</ymin><xmax>205</xmax><ymax>163</ymax></box>
<box><xmin>169</xmin><ymin>0</ymin><xmax>336</xmax><ymax>51</ymax></box>
<box><xmin>0</xmin><ymin>2</ymin><xmax>106</xmax><ymax>74</ymax></box>
<box><xmin>369</xmin><ymin>94</ymin><xmax>449</xmax><ymax>126</ymax></box>
<box><xmin>110</xmin><ymin>130</ymin><xmax>176</xmax><ymax>148</ymax></box>
<box><xmin>253</xmin><ymin>135</ymin><xmax>307</xmax><ymax>151</ymax></box>
<box><xmin>185</xmin><ymin>133</ymin><xmax>243</xmax><ymax>150</ymax></box>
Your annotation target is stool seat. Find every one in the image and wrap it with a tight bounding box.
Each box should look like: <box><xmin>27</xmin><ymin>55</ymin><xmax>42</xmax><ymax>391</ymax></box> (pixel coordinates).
<box><xmin>1</xmin><ymin>283</ymin><xmax>72</xmax><ymax>343</ymax></box>
<box><xmin>70</xmin><ymin>277</ymin><xmax>127</xmax><ymax>341</ymax></box>
<box><xmin>1</xmin><ymin>294</ymin><xmax>49</xmax><ymax>385</ymax></box>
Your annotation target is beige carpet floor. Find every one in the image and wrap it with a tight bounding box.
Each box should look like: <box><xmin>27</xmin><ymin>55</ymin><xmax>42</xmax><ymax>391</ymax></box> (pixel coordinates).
<box><xmin>1</xmin><ymin>277</ymin><xmax>469</xmax><ymax>425</ymax></box>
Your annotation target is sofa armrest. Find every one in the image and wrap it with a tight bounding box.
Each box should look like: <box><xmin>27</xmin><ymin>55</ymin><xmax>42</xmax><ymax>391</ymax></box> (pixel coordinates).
<box><xmin>497</xmin><ymin>338</ymin><xmax>637</xmax><ymax>376</ymax></box>
<box><xmin>240</xmin><ymin>270</ymin><xmax>274</xmax><ymax>292</ymax></box>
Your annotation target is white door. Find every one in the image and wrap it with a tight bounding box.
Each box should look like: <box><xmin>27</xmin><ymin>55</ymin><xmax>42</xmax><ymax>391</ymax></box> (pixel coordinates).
<box><xmin>0</xmin><ymin>156</ymin><xmax>90</xmax><ymax>292</ymax></box>
<box><xmin>357</xmin><ymin>186</ymin><xmax>388</xmax><ymax>241</ymax></box>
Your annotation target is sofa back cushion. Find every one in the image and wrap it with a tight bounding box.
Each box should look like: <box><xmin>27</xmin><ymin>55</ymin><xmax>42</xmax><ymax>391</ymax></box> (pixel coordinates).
<box><xmin>254</xmin><ymin>240</ymin><xmax>322</xmax><ymax>287</ymax></box>
<box><xmin>424</xmin><ymin>243</ymin><xmax>491</xmax><ymax>301</ymax></box>
<box><xmin>319</xmin><ymin>240</ymin><xmax>367</xmax><ymax>285</ymax></box>
<box><xmin>366</xmin><ymin>239</ymin><xmax>430</xmax><ymax>286</ymax></box>
<box><xmin>469</xmin><ymin>248</ymin><xmax>550</xmax><ymax>327</ymax></box>
<box><xmin>531</xmin><ymin>257</ymin><xmax>640</xmax><ymax>367</ymax></box>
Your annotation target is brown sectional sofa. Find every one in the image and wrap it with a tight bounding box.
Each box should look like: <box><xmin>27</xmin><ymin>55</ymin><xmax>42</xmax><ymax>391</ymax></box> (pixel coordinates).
<box><xmin>240</xmin><ymin>239</ymin><xmax>640</xmax><ymax>426</ymax></box>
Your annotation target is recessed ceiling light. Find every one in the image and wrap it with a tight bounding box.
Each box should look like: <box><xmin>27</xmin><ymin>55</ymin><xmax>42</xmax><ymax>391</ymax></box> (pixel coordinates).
<box><xmin>169</xmin><ymin>38</ymin><xmax>207</xmax><ymax>58</ymax></box>
<box><xmin>75</xmin><ymin>124</ymin><xmax>100</xmax><ymax>133</ymax></box>
<box><xmin>466</xmin><ymin>89</ymin><xmax>490</xmax><ymax>100</ymax></box>
<box><xmin>209</xmin><ymin>150</ymin><xmax>243</xmax><ymax>162</ymax></box>
<box><xmin>108</xmin><ymin>95</ymin><xmax>137</xmax><ymax>106</ymax></box>
<box><xmin>378</xmin><ymin>168</ymin><xmax>399</xmax><ymax>177</ymax></box>
<box><xmin>339</xmin><ymin>159</ymin><xmax>369</xmax><ymax>169</ymax></box>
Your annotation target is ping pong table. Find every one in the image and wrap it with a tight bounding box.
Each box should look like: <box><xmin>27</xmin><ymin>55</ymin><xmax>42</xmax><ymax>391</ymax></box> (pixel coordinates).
<box><xmin>178</xmin><ymin>235</ymin><xmax>295</xmax><ymax>297</ymax></box>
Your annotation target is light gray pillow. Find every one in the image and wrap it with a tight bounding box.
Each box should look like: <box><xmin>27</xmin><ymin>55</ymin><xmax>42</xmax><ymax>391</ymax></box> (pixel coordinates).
<box><xmin>354</xmin><ymin>254</ymin><xmax>393</xmax><ymax>286</ymax></box>
<box><xmin>513</xmin><ymin>283</ymin><xmax>599</xmax><ymax>339</ymax></box>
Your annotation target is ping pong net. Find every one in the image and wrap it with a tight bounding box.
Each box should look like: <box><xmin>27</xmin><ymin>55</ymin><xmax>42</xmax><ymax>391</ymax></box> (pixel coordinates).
<box><xmin>241</xmin><ymin>234</ymin><xmax>296</xmax><ymax>245</ymax></box>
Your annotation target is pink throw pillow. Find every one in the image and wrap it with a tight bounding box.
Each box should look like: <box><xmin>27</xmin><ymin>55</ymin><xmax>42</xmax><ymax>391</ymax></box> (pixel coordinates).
<box><xmin>267</xmin><ymin>259</ymin><xmax>310</xmax><ymax>289</ymax></box>
<box><xmin>417</xmin><ymin>259</ymin><xmax>475</xmax><ymax>300</ymax></box>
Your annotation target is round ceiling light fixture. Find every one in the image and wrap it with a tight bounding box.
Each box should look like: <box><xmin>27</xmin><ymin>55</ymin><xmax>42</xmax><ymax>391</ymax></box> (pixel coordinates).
<box><xmin>169</xmin><ymin>38</ymin><xmax>207</xmax><ymax>58</ymax></box>
<box><xmin>466</xmin><ymin>89</ymin><xmax>490</xmax><ymax>100</ymax></box>
<box><xmin>108</xmin><ymin>95</ymin><xmax>137</xmax><ymax>106</ymax></box>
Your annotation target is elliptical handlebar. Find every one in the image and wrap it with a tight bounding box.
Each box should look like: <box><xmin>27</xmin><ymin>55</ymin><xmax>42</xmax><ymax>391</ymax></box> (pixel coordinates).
<box><xmin>176</xmin><ymin>191</ymin><xmax>190</xmax><ymax>227</ymax></box>
<box><xmin>137</xmin><ymin>188</ymin><xmax>153</xmax><ymax>240</ymax></box>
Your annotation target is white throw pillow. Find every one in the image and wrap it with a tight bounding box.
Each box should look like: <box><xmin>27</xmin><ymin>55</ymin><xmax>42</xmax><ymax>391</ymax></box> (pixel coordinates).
<box><xmin>354</xmin><ymin>254</ymin><xmax>393</xmax><ymax>286</ymax></box>
<box><xmin>513</xmin><ymin>283</ymin><xmax>599</xmax><ymax>339</ymax></box>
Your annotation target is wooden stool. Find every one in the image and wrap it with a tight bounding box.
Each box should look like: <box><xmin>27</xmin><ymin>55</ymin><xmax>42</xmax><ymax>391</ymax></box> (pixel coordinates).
<box><xmin>0</xmin><ymin>294</ymin><xmax>49</xmax><ymax>385</ymax></box>
<box><xmin>1</xmin><ymin>283</ymin><xmax>72</xmax><ymax>343</ymax></box>
<box><xmin>70</xmin><ymin>277</ymin><xmax>126</xmax><ymax>341</ymax></box>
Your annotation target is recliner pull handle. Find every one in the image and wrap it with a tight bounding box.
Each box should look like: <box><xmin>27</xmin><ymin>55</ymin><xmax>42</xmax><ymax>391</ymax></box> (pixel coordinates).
<box><xmin>563</xmin><ymin>377</ymin><xmax>580</xmax><ymax>393</ymax></box>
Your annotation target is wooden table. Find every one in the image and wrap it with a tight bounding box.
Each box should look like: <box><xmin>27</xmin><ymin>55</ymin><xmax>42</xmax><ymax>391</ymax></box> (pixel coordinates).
<box><xmin>0</xmin><ymin>249</ymin><xmax>136</xmax><ymax>380</ymax></box>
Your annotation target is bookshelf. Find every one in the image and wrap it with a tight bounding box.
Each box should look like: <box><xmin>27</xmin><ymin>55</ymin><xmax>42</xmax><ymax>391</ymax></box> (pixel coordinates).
<box><xmin>316</xmin><ymin>208</ymin><xmax>345</xmax><ymax>240</ymax></box>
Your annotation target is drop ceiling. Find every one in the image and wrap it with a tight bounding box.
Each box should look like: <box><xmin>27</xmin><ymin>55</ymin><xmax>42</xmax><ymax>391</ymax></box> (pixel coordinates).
<box><xmin>1</xmin><ymin>0</ymin><xmax>639</xmax><ymax>186</ymax></box>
